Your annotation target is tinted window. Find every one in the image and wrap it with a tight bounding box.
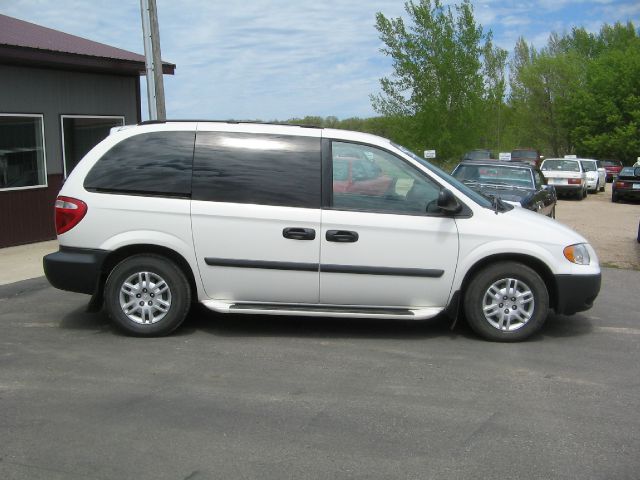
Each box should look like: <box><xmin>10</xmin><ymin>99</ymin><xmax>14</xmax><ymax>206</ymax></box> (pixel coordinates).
<box><xmin>331</xmin><ymin>141</ymin><xmax>441</xmax><ymax>214</ymax></box>
<box><xmin>193</xmin><ymin>132</ymin><xmax>320</xmax><ymax>208</ymax></box>
<box><xmin>84</xmin><ymin>131</ymin><xmax>195</xmax><ymax>196</ymax></box>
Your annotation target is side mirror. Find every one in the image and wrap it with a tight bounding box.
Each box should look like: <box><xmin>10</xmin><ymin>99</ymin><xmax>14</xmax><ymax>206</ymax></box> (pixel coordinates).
<box><xmin>437</xmin><ymin>188</ymin><xmax>462</xmax><ymax>214</ymax></box>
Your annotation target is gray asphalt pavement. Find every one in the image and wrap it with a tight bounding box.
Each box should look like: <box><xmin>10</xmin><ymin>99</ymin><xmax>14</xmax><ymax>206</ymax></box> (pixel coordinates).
<box><xmin>1</xmin><ymin>268</ymin><xmax>639</xmax><ymax>480</ymax></box>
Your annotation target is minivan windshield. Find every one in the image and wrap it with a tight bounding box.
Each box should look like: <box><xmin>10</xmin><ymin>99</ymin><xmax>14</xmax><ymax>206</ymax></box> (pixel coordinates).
<box><xmin>392</xmin><ymin>143</ymin><xmax>493</xmax><ymax>208</ymax></box>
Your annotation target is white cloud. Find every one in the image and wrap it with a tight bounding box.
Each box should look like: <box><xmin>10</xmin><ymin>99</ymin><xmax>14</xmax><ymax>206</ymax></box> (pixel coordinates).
<box><xmin>1</xmin><ymin>0</ymin><xmax>637</xmax><ymax>120</ymax></box>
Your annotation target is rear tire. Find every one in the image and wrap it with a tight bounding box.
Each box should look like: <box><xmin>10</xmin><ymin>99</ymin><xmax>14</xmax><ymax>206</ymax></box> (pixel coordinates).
<box><xmin>463</xmin><ymin>262</ymin><xmax>549</xmax><ymax>342</ymax></box>
<box><xmin>104</xmin><ymin>254</ymin><xmax>191</xmax><ymax>337</ymax></box>
<box><xmin>612</xmin><ymin>192</ymin><xmax>619</xmax><ymax>203</ymax></box>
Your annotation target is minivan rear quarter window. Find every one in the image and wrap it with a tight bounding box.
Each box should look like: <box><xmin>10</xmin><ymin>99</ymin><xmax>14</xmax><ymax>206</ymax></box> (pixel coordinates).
<box><xmin>192</xmin><ymin>132</ymin><xmax>320</xmax><ymax>208</ymax></box>
<box><xmin>84</xmin><ymin>131</ymin><xmax>195</xmax><ymax>196</ymax></box>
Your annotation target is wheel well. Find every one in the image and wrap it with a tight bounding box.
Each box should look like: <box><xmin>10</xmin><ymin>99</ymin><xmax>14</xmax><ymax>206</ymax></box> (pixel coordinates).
<box><xmin>459</xmin><ymin>254</ymin><xmax>557</xmax><ymax>310</ymax></box>
<box><xmin>100</xmin><ymin>244</ymin><xmax>198</xmax><ymax>300</ymax></box>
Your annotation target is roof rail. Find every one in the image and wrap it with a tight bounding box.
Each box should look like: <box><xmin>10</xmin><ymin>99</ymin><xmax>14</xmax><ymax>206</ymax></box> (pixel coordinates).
<box><xmin>137</xmin><ymin>119</ymin><xmax>321</xmax><ymax>128</ymax></box>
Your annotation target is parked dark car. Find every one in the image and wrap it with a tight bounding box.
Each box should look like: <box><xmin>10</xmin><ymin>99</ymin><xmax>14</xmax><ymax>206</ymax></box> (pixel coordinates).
<box><xmin>451</xmin><ymin>160</ymin><xmax>557</xmax><ymax>217</ymax></box>
<box><xmin>602</xmin><ymin>159</ymin><xmax>623</xmax><ymax>182</ymax></box>
<box><xmin>511</xmin><ymin>148</ymin><xmax>543</xmax><ymax>167</ymax></box>
<box><xmin>612</xmin><ymin>166</ymin><xmax>640</xmax><ymax>202</ymax></box>
<box><xmin>462</xmin><ymin>149</ymin><xmax>493</xmax><ymax>161</ymax></box>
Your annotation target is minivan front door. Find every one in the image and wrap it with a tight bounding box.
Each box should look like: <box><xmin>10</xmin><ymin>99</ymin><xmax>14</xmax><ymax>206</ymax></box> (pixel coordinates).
<box><xmin>319</xmin><ymin>141</ymin><xmax>459</xmax><ymax>307</ymax></box>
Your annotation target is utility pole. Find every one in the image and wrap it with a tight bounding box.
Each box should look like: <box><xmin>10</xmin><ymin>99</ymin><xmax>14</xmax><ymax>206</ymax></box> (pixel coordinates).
<box><xmin>140</xmin><ymin>0</ymin><xmax>166</xmax><ymax>120</ymax></box>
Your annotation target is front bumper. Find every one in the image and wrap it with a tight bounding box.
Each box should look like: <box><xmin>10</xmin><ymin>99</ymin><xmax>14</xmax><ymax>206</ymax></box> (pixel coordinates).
<box><xmin>43</xmin><ymin>247</ymin><xmax>109</xmax><ymax>295</ymax></box>
<box><xmin>554</xmin><ymin>273</ymin><xmax>601</xmax><ymax>315</ymax></box>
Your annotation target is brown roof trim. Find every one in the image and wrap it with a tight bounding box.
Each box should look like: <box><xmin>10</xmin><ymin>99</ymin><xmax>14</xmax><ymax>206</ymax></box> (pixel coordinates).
<box><xmin>0</xmin><ymin>44</ymin><xmax>175</xmax><ymax>75</ymax></box>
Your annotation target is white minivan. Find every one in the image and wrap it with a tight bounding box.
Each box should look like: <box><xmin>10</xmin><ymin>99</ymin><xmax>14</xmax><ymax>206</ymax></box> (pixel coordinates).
<box><xmin>44</xmin><ymin>121</ymin><xmax>601</xmax><ymax>341</ymax></box>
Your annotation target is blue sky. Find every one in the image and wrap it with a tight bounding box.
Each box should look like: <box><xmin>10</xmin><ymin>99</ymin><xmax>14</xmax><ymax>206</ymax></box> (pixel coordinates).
<box><xmin>1</xmin><ymin>1</ymin><xmax>638</xmax><ymax>121</ymax></box>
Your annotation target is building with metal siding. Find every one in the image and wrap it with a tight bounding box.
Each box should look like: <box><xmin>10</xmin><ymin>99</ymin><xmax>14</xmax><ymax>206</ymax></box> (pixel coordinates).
<box><xmin>0</xmin><ymin>14</ymin><xmax>175</xmax><ymax>248</ymax></box>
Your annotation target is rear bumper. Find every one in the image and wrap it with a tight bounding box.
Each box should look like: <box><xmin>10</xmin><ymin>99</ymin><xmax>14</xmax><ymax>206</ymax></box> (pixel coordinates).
<box><xmin>554</xmin><ymin>273</ymin><xmax>601</xmax><ymax>315</ymax></box>
<box><xmin>43</xmin><ymin>247</ymin><xmax>109</xmax><ymax>295</ymax></box>
<box><xmin>613</xmin><ymin>188</ymin><xmax>640</xmax><ymax>198</ymax></box>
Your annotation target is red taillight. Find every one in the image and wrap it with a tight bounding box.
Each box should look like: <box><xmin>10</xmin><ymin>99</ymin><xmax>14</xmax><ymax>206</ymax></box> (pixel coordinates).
<box><xmin>615</xmin><ymin>181</ymin><xmax>629</xmax><ymax>188</ymax></box>
<box><xmin>568</xmin><ymin>178</ymin><xmax>581</xmax><ymax>184</ymax></box>
<box><xmin>55</xmin><ymin>196</ymin><xmax>87</xmax><ymax>235</ymax></box>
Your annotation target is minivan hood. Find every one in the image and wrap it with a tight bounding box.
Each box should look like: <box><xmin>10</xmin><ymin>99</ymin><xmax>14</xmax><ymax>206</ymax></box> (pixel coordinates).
<box><xmin>502</xmin><ymin>206</ymin><xmax>588</xmax><ymax>245</ymax></box>
<box><xmin>466</xmin><ymin>204</ymin><xmax>589</xmax><ymax>248</ymax></box>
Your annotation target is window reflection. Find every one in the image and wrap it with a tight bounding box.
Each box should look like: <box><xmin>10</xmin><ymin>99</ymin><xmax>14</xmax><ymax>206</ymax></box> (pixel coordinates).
<box><xmin>331</xmin><ymin>141</ymin><xmax>440</xmax><ymax>214</ymax></box>
<box><xmin>84</xmin><ymin>132</ymin><xmax>195</xmax><ymax>196</ymax></box>
<box><xmin>0</xmin><ymin>115</ymin><xmax>46</xmax><ymax>189</ymax></box>
<box><xmin>193</xmin><ymin>132</ymin><xmax>321</xmax><ymax>209</ymax></box>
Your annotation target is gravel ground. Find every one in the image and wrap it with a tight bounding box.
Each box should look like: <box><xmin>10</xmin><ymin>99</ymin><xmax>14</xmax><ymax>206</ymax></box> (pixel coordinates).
<box><xmin>554</xmin><ymin>182</ymin><xmax>640</xmax><ymax>270</ymax></box>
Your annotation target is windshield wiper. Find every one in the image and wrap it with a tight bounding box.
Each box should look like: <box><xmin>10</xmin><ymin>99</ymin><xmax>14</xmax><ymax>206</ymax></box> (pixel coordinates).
<box><xmin>484</xmin><ymin>193</ymin><xmax>506</xmax><ymax>214</ymax></box>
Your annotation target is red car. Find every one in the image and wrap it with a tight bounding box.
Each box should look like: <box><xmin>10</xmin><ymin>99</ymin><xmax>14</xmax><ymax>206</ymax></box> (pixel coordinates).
<box><xmin>511</xmin><ymin>148</ymin><xmax>543</xmax><ymax>167</ymax></box>
<box><xmin>333</xmin><ymin>156</ymin><xmax>395</xmax><ymax>195</ymax></box>
<box><xmin>602</xmin><ymin>160</ymin><xmax>623</xmax><ymax>182</ymax></box>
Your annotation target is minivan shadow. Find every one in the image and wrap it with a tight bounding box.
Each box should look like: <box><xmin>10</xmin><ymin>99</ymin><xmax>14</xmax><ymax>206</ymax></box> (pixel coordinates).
<box><xmin>178</xmin><ymin>307</ymin><xmax>466</xmax><ymax>340</ymax></box>
<box><xmin>178</xmin><ymin>308</ymin><xmax>595</xmax><ymax>341</ymax></box>
<box><xmin>535</xmin><ymin>313</ymin><xmax>594</xmax><ymax>339</ymax></box>
<box><xmin>57</xmin><ymin>304</ymin><xmax>594</xmax><ymax>341</ymax></box>
<box><xmin>59</xmin><ymin>305</ymin><xmax>115</xmax><ymax>333</ymax></box>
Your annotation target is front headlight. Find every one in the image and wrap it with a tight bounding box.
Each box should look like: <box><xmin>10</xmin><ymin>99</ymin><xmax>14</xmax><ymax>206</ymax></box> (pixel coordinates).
<box><xmin>563</xmin><ymin>243</ymin><xmax>591</xmax><ymax>265</ymax></box>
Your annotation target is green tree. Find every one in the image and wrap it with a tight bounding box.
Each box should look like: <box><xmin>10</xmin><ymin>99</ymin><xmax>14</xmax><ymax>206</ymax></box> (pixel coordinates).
<box><xmin>371</xmin><ymin>0</ymin><xmax>504</xmax><ymax>159</ymax></box>
<box><xmin>568</xmin><ymin>23</ymin><xmax>640</xmax><ymax>164</ymax></box>
<box><xmin>507</xmin><ymin>35</ymin><xmax>580</xmax><ymax>157</ymax></box>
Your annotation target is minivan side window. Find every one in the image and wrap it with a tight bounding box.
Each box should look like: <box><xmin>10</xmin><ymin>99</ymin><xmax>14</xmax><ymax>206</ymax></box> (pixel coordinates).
<box><xmin>331</xmin><ymin>141</ymin><xmax>440</xmax><ymax>214</ymax></box>
<box><xmin>192</xmin><ymin>132</ymin><xmax>321</xmax><ymax>208</ymax></box>
<box><xmin>84</xmin><ymin>131</ymin><xmax>195</xmax><ymax>196</ymax></box>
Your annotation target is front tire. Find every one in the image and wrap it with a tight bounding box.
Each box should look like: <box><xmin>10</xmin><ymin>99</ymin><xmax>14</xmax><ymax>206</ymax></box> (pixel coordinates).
<box><xmin>463</xmin><ymin>262</ymin><xmax>549</xmax><ymax>342</ymax></box>
<box><xmin>104</xmin><ymin>254</ymin><xmax>191</xmax><ymax>336</ymax></box>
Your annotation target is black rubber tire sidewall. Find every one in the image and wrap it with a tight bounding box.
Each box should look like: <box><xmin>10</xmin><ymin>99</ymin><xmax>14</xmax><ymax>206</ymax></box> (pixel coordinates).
<box><xmin>463</xmin><ymin>262</ymin><xmax>549</xmax><ymax>342</ymax></box>
<box><xmin>104</xmin><ymin>254</ymin><xmax>191</xmax><ymax>337</ymax></box>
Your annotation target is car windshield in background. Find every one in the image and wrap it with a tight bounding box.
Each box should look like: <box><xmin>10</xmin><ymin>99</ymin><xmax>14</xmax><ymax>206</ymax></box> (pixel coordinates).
<box><xmin>542</xmin><ymin>159</ymin><xmax>580</xmax><ymax>172</ymax></box>
<box><xmin>392</xmin><ymin>143</ymin><xmax>493</xmax><ymax>208</ymax></box>
<box><xmin>619</xmin><ymin>167</ymin><xmax>639</xmax><ymax>177</ymax></box>
<box><xmin>603</xmin><ymin>160</ymin><xmax>622</xmax><ymax>167</ymax></box>
<box><xmin>512</xmin><ymin>150</ymin><xmax>537</xmax><ymax>158</ymax></box>
<box><xmin>464</xmin><ymin>150</ymin><xmax>491</xmax><ymax>160</ymax></box>
<box><xmin>453</xmin><ymin>164</ymin><xmax>534</xmax><ymax>189</ymax></box>
<box><xmin>580</xmin><ymin>160</ymin><xmax>597</xmax><ymax>172</ymax></box>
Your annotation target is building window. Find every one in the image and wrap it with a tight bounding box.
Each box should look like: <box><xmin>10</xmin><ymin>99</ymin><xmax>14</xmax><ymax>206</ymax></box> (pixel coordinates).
<box><xmin>61</xmin><ymin>115</ymin><xmax>125</xmax><ymax>176</ymax></box>
<box><xmin>0</xmin><ymin>114</ymin><xmax>47</xmax><ymax>190</ymax></box>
